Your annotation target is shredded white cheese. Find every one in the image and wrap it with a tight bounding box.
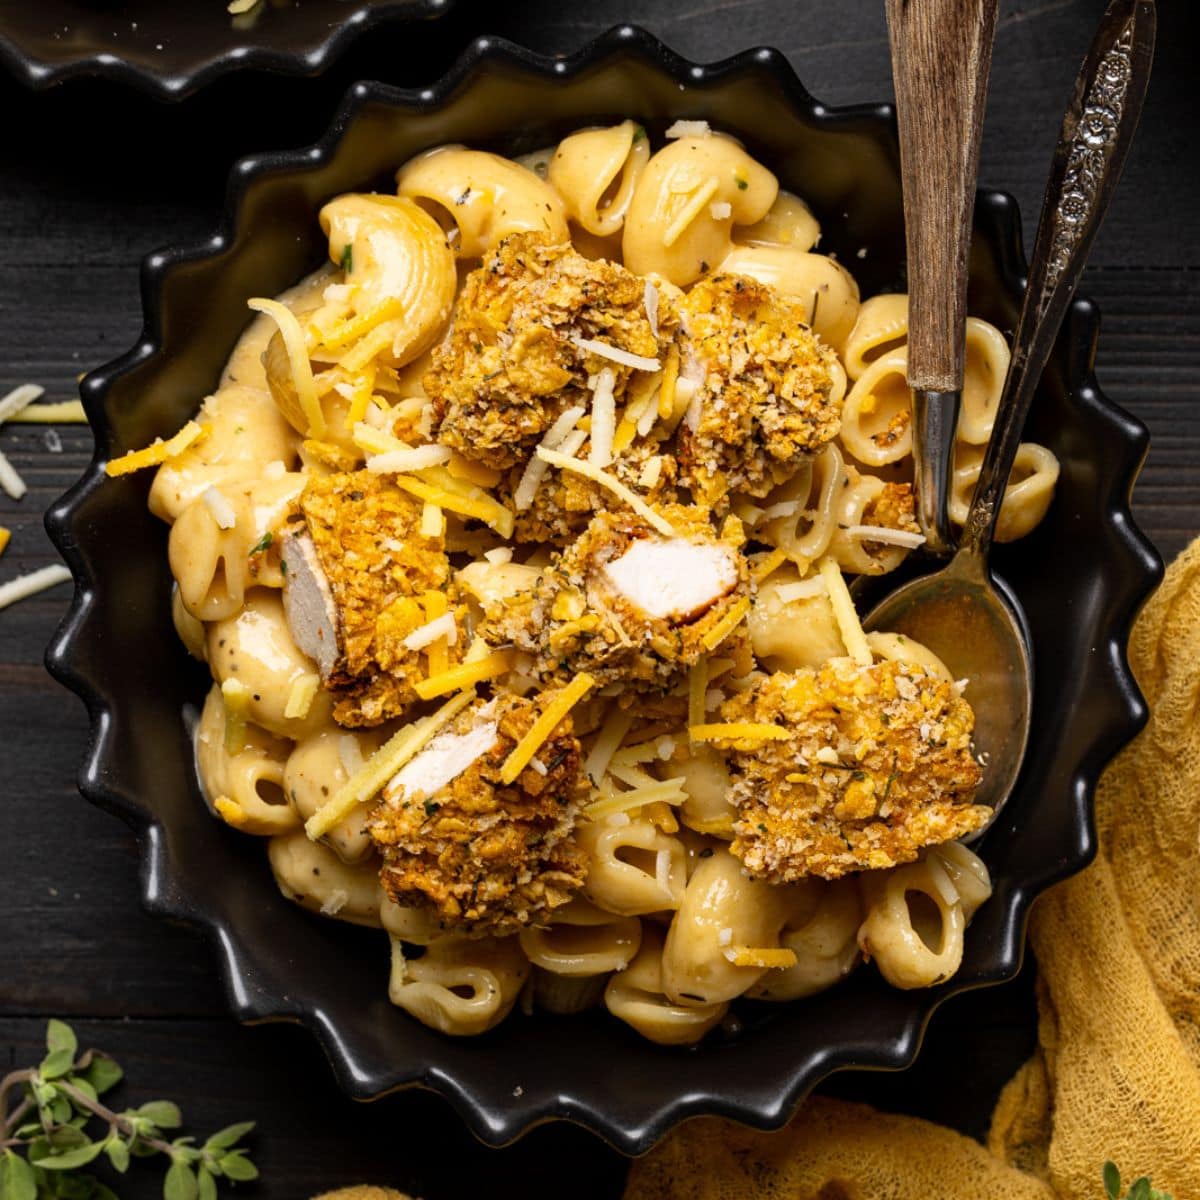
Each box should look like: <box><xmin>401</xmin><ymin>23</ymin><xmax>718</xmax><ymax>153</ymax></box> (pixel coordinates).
<box><xmin>588</xmin><ymin>367</ymin><xmax>617</xmax><ymax>469</ymax></box>
<box><xmin>643</xmin><ymin>280</ymin><xmax>660</xmax><ymax>338</ymax></box>
<box><xmin>818</xmin><ymin>557</ymin><xmax>872</xmax><ymax>666</ymax></box>
<box><xmin>845</xmin><ymin>524</ymin><xmax>927</xmax><ymax>550</ymax></box>
<box><xmin>202</xmin><ymin>486</ymin><xmax>237</xmax><ymax>530</ymax></box>
<box><xmin>512</xmin><ymin>405</ymin><xmax>586</xmax><ymax>511</ymax></box>
<box><xmin>773</xmin><ymin>577</ymin><xmax>827</xmax><ymax>604</ymax></box>
<box><xmin>483</xmin><ymin>547</ymin><xmax>513</xmax><ymax>565</ymax></box>
<box><xmin>655</xmin><ymin>848</ymin><xmax>673</xmax><ymax>896</ymax></box>
<box><xmin>710</xmin><ymin>201</ymin><xmax>733</xmax><ymax>220</ymax></box>
<box><xmin>402</xmin><ymin>611</ymin><xmax>458</xmax><ymax>651</ymax></box>
<box><xmin>536</xmin><ymin>447</ymin><xmax>676</xmax><ymax>536</ymax></box>
<box><xmin>0</xmin><ymin>563</ymin><xmax>71</xmax><ymax>611</ymax></box>
<box><xmin>420</xmin><ymin>502</ymin><xmax>445</xmax><ymax>538</ymax></box>
<box><xmin>0</xmin><ymin>449</ymin><xmax>26</xmax><ymax>500</ymax></box>
<box><xmin>366</xmin><ymin>445</ymin><xmax>452</xmax><ymax>474</ymax></box>
<box><xmin>0</xmin><ymin>383</ymin><xmax>44</xmax><ymax>425</ymax></box>
<box><xmin>263</xmin><ymin>459</ymin><xmax>287</xmax><ymax>480</ymax></box>
<box><xmin>572</xmin><ymin>334</ymin><xmax>661</xmax><ymax>373</ymax></box>
<box><xmin>319</xmin><ymin>888</ymin><xmax>350</xmax><ymax>916</ymax></box>
<box><xmin>718</xmin><ymin>926</ymin><xmax>733</xmax><ymax>947</ymax></box>
<box><xmin>638</xmin><ymin>455</ymin><xmax>663</xmax><ymax>489</ymax></box>
<box><xmin>665</xmin><ymin>119</ymin><xmax>711</xmax><ymax>139</ymax></box>
<box><xmin>760</xmin><ymin>500</ymin><xmax>801</xmax><ymax>520</ymax></box>
<box><xmin>584</xmin><ymin>708</ymin><xmax>635</xmax><ymax>785</ymax></box>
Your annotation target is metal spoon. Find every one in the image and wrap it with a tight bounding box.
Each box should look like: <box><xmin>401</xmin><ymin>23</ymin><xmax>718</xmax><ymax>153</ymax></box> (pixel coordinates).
<box><xmin>864</xmin><ymin>0</ymin><xmax>1156</xmax><ymax>816</ymax></box>
<box><xmin>885</xmin><ymin>0</ymin><xmax>999</xmax><ymax>556</ymax></box>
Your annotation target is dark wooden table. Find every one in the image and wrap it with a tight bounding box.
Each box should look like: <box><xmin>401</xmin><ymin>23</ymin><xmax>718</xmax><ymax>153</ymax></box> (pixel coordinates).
<box><xmin>2</xmin><ymin>1</ymin><xmax>1195</xmax><ymax>1195</ymax></box>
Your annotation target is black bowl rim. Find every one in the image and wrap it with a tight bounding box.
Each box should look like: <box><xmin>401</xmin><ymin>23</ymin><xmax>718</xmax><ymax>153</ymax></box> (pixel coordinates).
<box><xmin>0</xmin><ymin>0</ymin><xmax>454</xmax><ymax>100</ymax></box>
<box><xmin>44</xmin><ymin>24</ymin><xmax>1164</xmax><ymax>1154</ymax></box>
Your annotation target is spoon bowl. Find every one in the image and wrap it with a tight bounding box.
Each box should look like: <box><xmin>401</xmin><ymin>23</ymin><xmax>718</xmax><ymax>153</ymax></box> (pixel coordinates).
<box><xmin>865</xmin><ymin>556</ymin><xmax>1032</xmax><ymax>817</ymax></box>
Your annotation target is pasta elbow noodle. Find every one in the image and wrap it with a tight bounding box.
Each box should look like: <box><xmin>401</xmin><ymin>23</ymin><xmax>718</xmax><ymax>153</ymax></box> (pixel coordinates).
<box><xmin>195</xmin><ymin>685</ymin><xmax>298</xmax><ymax>836</ymax></box>
<box><xmin>749</xmin><ymin>570</ymin><xmax>846</xmax><ymax>671</ymax></box>
<box><xmin>622</xmin><ymin>134</ymin><xmax>777</xmax><ymax>285</ymax></box>
<box><xmin>605</xmin><ymin>924</ymin><xmax>728</xmax><ymax>1046</ymax></box>
<box><xmin>734</xmin><ymin>190</ymin><xmax>821</xmax><ymax>253</ymax></box>
<box><xmin>388</xmin><ymin>934</ymin><xmax>529</xmax><ymax>1036</ymax></box>
<box><xmin>838</xmin><ymin>353</ymin><xmax>912</xmax><ymax>467</ymax></box>
<box><xmin>950</xmin><ymin>442</ymin><xmax>1060</xmax><ymax>542</ymax></box>
<box><xmin>548</xmin><ymin>121</ymin><xmax>650</xmax><ymax>238</ymax></box>
<box><xmin>268</xmin><ymin>828</ymin><xmax>385</xmax><ymax>927</ymax></box>
<box><xmin>206</xmin><ymin>591</ymin><xmax>334</xmax><ymax>738</ymax></box>
<box><xmin>519</xmin><ymin>900</ymin><xmax>642</xmax><ymax>976</ymax></box>
<box><xmin>396</xmin><ymin>146</ymin><xmax>568</xmax><ymax>257</ymax></box>
<box><xmin>578</xmin><ymin>817</ymin><xmax>688</xmax><ymax>915</ymax></box>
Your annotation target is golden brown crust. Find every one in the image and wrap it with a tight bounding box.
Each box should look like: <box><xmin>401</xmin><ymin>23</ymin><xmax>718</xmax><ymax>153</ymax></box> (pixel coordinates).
<box><xmin>478</xmin><ymin>504</ymin><xmax>750</xmax><ymax>690</ymax></box>
<box><xmin>425</xmin><ymin>233</ymin><xmax>671</xmax><ymax>470</ymax></box>
<box><xmin>368</xmin><ymin>693</ymin><xmax>589</xmax><ymax>935</ymax></box>
<box><xmin>298</xmin><ymin>470</ymin><xmax>459</xmax><ymax>726</ymax></box>
<box><xmin>677</xmin><ymin>274</ymin><xmax>840</xmax><ymax>505</ymax></box>
<box><xmin>716</xmin><ymin>657</ymin><xmax>988</xmax><ymax>881</ymax></box>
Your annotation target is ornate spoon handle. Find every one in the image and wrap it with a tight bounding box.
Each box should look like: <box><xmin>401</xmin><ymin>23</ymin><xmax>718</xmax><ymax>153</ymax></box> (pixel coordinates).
<box><xmin>961</xmin><ymin>0</ymin><xmax>1157</xmax><ymax>559</ymax></box>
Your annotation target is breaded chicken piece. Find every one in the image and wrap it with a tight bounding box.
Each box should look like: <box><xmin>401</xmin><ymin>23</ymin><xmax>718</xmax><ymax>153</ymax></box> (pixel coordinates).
<box><xmin>368</xmin><ymin>693</ymin><xmax>589</xmax><ymax>935</ymax></box>
<box><xmin>424</xmin><ymin>233</ymin><xmax>670</xmax><ymax>470</ymax></box>
<box><xmin>498</xmin><ymin>436</ymin><xmax>680</xmax><ymax>546</ymax></box>
<box><xmin>716</xmin><ymin>657</ymin><xmax>988</xmax><ymax>881</ymax></box>
<box><xmin>677</xmin><ymin>274</ymin><xmax>840</xmax><ymax>506</ymax></box>
<box><xmin>281</xmin><ymin>470</ymin><xmax>460</xmax><ymax>727</ymax></box>
<box><xmin>480</xmin><ymin>505</ymin><xmax>749</xmax><ymax>690</ymax></box>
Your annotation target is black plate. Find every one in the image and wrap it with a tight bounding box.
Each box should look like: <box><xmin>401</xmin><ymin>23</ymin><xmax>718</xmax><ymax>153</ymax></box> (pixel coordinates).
<box><xmin>0</xmin><ymin>0</ymin><xmax>452</xmax><ymax>99</ymax></box>
<box><xmin>44</xmin><ymin>26</ymin><xmax>1162</xmax><ymax>1154</ymax></box>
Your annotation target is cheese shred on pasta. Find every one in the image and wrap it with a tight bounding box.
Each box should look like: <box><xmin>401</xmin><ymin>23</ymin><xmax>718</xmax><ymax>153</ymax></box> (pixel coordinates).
<box><xmin>699</xmin><ymin>596</ymin><xmax>750</xmax><ymax>651</ymax></box>
<box><xmin>284</xmin><ymin>673</ymin><xmax>321</xmax><ymax>720</ymax></box>
<box><xmin>415</xmin><ymin>651</ymin><xmax>516</xmax><ymax>701</ymax></box>
<box><xmin>723</xmin><ymin>946</ymin><xmax>798</xmax><ymax>969</ymax></box>
<box><xmin>390</xmin><ymin>474</ymin><xmax>515</xmax><ymax>539</ymax></box>
<box><xmin>305</xmin><ymin>689</ymin><xmax>477</xmax><ymax>839</ymax></box>
<box><xmin>819</xmin><ymin>556</ymin><xmax>872</xmax><ymax>665</ymax></box>
<box><xmin>247</xmin><ymin>297</ymin><xmax>325</xmax><ymax>437</ymax></box>
<box><xmin>688</xmin><ymin>722</ymin><xmax>791</xmax><ymax>744</ymax></box>
<box><xmin>213</xmin><ymin>796</ymin><xmax>247</xmax><ymax>827</ymax></box>
<box><xmin>536</xmin><ymin>447</ymin><xmax>675</xmax><ymax>536</ymax></box>
<box><xmin>500</xmin><ymin>672</ymin><xmax>595</xmax><ymax>785</ymax></box>
<box><xmin>750</xmin><ymin>546</ymin><xmax>788</xmax><ymax>584</ymax></box>
<box><xmin>584</xmin><ymin>707</ymin><xmax>635</xmax><ymax>785</ymax></box>
<box><xmin>105</xmin><ymin>420</ymin><xmax>206</xmax><ymax>478</ymax></box>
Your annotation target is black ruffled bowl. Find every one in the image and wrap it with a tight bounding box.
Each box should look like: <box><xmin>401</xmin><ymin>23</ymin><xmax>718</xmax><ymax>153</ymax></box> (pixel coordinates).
<box><xmin>0</xmin><ymin>0</ymin><xmax>452</xmax><ymax>99</ymax></box>
<box><xmin>44</xmin><ymin>26</ymin><xmax>1162</xmax><ymax>1154</ymax></box>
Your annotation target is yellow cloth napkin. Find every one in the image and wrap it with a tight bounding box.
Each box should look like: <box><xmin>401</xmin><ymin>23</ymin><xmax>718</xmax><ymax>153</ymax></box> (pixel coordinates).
<box><xmin>625</xmin><ymin>538</ymin><xmax>1200</xmax><ymax>1200</ymax></box>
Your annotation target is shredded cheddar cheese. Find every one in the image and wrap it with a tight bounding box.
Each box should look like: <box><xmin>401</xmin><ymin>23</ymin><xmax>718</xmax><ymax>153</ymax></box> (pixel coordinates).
<box><xmin>447</xmin><ymin>451</ymin><xmax>502</xmax><ymax>489</ymax></box>
<box><xmin>723</xmin><ymin>946</ymin><xmax>798</xmax><ymax>969</ymax></box>
<box><xmin>699</xmin><ymin>595</ymin><xmax>750</xmax><ymax>651</ymax></box>
<box><xmin>213</xmin><ymin>796</ymin><xmax>247</xmax><ymax>827</ymax></box>
<box><xmin>414</xmin><ymin>651</ymin><xmax>515</xmax><ymax>701</ymax></box>
<box><xmin>305</xmin><ymin>689</ymin><xmax>477</xmax><ymax>839</ymax></box>
<box><xmin>688</xmin><ymin>721</ymin><xmax>790</xmax><ymax>744</ymax></box>
<box><xmin>105</xmin><ymin>420</ymin><xmax>206</xmax><ymax>478</ymax></box>
<box><xmin>751</xmin><ymin>546</ymin><xmax>788</xmax><ymax>584</ymax></box>
<box><xmin>390</xmin><ymin>474</ymin><xmax>515</xmax><ymax>539</ymax></box>
<box><xmin>500</xmin><ymin>672</ymin><xmax>595</xmax><ymax>785</ymax></box>
<box><xmin>584</xmin><ymin>778</ymin><xmax>687</xmax><ymax>820</ymax></box>
<box><xmin>311</xmin><ymin>296</ymin><xmax>405</xmax><ymax>357</ymax></box>
<box><xmin>657</xmin><ymin>345</ymin><xmax>680</xmax><ymax>419</ymax></box>
<box><xmin>418</xmin><ymin>590</ymin><xmax>451</xmax><ymax>676</ymax></box>
<box><xmin>0</xmin><ymin>528</ymin><xmax>10</xmax><ymax>557</ymax></box>
<box><xmin>420</xmin><ymin>502</ymin><xmax>445</xmax><ymax>539</ymax></box>
<box><xmin>247</xmin><ymin>298</ymin><xmax>324</xmax><ymax>436</ymax></box>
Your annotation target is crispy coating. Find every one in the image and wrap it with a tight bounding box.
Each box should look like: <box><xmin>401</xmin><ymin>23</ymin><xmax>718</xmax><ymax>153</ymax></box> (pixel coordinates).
<box><xmin>498</xmin><ymin>436</ymin><xmax>680</xmax><ymax>546</ymax></box>
<box><xmin>298</xmin><ymin>470</ymin><xmax>459</xmax><ymax>727</ymax></box>
<box><xmin>716</xmin><ymin>658</ymin><xmax>988</xmax><ymax>881</ymax></box>
<box><xmin>862</xmin><ymin>480</ymin><xmax>919</xmax><ymax>534</ymax></box>
<box><xmin>479</xmin><ymin>504</ymin><xmax>749</xmax><ymax>690</ymax></box>
<box><xmin>677</xmin><ymin>274</ymin><xmax>840</xmax><ymax>505</ymax></box>
<box><xmin>424</xmin><ymin>233</ymin><xmax>670</xmax><ymax>470</ymax></box>
<box><xmin>368</xmin><ymin>693</ymin><xmax>589</xmax><ymax>935</ymax></box>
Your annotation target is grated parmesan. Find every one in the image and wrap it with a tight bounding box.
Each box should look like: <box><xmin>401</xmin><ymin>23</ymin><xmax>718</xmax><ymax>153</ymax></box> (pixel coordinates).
<box><xmin>710</xmin><ymin>201</ymin><xmax>733</xmax><ymax>220</ymax></box>
<box><xmin>512</xmin><ymin>405</ymin><xmax>586</xmax><ymax>511</ymax></box>
<box><xmin>0</xmin><ymin>383</ymin><xmax>44</xmax><ymax>425</ymax></box>
<box><xmin>572</xmin><ymin>334</ymin><xmax>661</xmax><ymax>373</ymax></box>
<box><xmin>402</xmin><ymin>611</ymin><xmax>458</xmax><ymax>651</ymax></box>
<box><xmin>0</xmin><ymin>449</ymin><xmax>26</xmax><ymax>500</ymax></box>
<box><xmin>644</xmin><ymin>280</ymin><xmax>660</xmax><ymax>337</ymax></box>
<box><xmin>845</xmin><ymin>523</ymin><xmax>927</xmax><ymax>550</ymax></box>
<box><xmin>773</xmin><ymin>577</ymin><xmax>827</xmax><ymax>604</ymax></box>
<box><xmin>588</xmin><ymin>367</ymin><xmax>617</xmax><ymax>469</ymax></box>
<box><xmin>0</xmin><ymin>563</ymin><xmax>71</xmax><ymax>611</ymax></box>
<box><xmin>420</xmin><ymin>502</ymin><xmax>445</xmax><ymax>538</ymax></box>
<box><xmin>818</xmin><ymin>557</ymin><xmax>871</xmax><ymax>666</ymax></box>
<box><xmin>247</xmin><ymin>297</ymin><xmax>324</xmax><ymax>436</ymax></box>
<box><xmin>367</xmin><ymin>445</ymin><xmax>452</xmax><ymax>474</ymax></box>
<box><xmin>655</xmin><ymin>848</ymin><xmax>672</xmax><ymax>897</ymax></box>
<box><xmin>284</xmin><ymin>673</ymin><xmax>321</xmax><ymax>720</ymax></box>
<box><xmin>202</xmin><ymin>486</ymin><xmax>237</xmax><ymax>530</ymax></box>
<box><xmin>584</xmin><ymin>708</ymin><xmax>635</xmax><ymax>785</ymax></box>
<box><xmin>665</xmin><ymin>119</ymin><xmax>711</xmax><ymax>139</ymax></box>
<box><xmin>263</xmin><ymin>459</ymin><xmax>287</xmax><ymax>480</ymax></box>
<box><xmin>638</xmin><ymin>455</ymin><xmax>663</xmax><ymax>490</ymax></box>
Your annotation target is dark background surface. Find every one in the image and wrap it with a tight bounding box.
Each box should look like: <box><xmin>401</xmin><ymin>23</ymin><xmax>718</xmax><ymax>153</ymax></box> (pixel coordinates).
<box><xmin>1</xmin><ymin>0</ymin><xmax>1196</xmax><ymax>1196</ymax></box>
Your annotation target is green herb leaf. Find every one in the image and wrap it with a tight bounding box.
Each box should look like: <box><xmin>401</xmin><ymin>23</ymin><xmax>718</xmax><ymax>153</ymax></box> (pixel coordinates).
<box><xmin>104</xmin><ymin>1140</ymin><xmax>130</xmax><ymax>1175</ymax></box>
<box><xmin>40</xmin><ymin>1049</ymin><xmax>76</xmax><ymax>1080</ymax></box>
<box><xmin>35</xmin><ymin>1143</ymin><xmax>106</xmax><ymax>1172</ymax></box>
<box><xmin>67</xmin><ymin>1077</ymin><xmax>98</xmax><ymax>1104</ymax></box>
<box><xmin>0</xmin><ymin>1150</ymin><xmax>38</xmax><ymax>1200</ymax></box>
<box><xmin>197</xmin><ymin>1167</ymin><xmax>218</xmax><ymax>1200</ymax></box>
<box><xmin>248</xmin><ymin>532</ymin><xmax>273</xmax><ymax>556</ymax></box>
<box><xmin>1129</xmin><ymin>1178</ymin><xmax>1151</xmax><ymax>1200</ymax></box>
<box><xmin>1103</xmin><ymin>1162</ymin><xmax>1121</xmax><ymax>1199</ymax></box>
<box><xmin>93</xmin><ymin>1185</ymin><xmax>121</xmax><ymax>1200</ymax></box>
<box><xmin>137</xmin><ymin>1101</ymin><xmax>183</xmax><ymax>1130</ymax></box>
<box><xmin>46</xmin><ymin>1020</ymin><xmax>78</xmax><ymax>1059</ymax></box>
<box><xmin>216</xmin><ymin>1154</ymin><xmax>258</xmax><ymax>1183</ymax></box>
<box><xmin>204</xmin><ymin>1121</ymin><xmax>255</xmax><ymax>1152</ymax></box>
<box><xmin>46</xmin><ymin>1128</ymin><xmax>88</xmax><ymax>1152</ymax></box>
<box><xmin>340</xmin><ymin>243</ymin><xmax>353</xmax><ymax>274</ymax></box>
<box><xmin>164</xmin><ymin>1160</ymin><xmax>198</xmax><ymax>1200</ymax></box>
<box><xmin>632</xmin><ymin>125</ymin><xmax>647</xmax><ymax>143</ymax></box>
<box><xmin>49</xmin><ymin>1094</ymin><xmax>74</xmax><ymax>1124</ymax></box>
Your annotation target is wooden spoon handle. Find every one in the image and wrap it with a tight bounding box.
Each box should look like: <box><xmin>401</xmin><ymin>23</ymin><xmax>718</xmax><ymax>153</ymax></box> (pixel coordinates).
<box><xmin>886</xmin><ymin>0</ymin><xmax>999</xmax><ymax>391</ymax></box>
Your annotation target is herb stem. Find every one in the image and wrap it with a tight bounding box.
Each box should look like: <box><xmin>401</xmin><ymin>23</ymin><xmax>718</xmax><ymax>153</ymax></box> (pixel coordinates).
<box><xmin>54</xmin><ymin>1080</ymin><xmax>178</xmax><ymax>1158</ymax></box>
<box><xmin>0</xmin><ymin>1067</ymin><xmax>34</xmax><ymax>1134</ymax></box>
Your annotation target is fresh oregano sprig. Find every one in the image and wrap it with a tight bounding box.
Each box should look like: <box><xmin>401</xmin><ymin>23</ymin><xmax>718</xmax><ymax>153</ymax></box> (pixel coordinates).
<box><xmin>0</xmin><ymin>1019</ymin><xmax>257</xmax><ymax>1200</ymax></box>
<box><xmin>1103</xmin><ymin>1160</ymin><xmax>1173</xmax><ymax>1200</ymax></box>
